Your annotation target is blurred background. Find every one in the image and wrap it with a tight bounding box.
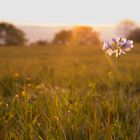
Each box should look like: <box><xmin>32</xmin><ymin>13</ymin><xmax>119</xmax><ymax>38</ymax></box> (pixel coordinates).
<box><xmin>0</xmin><ymin>0</ymin><xmax>140</xmax><ymax>46</ymax></box>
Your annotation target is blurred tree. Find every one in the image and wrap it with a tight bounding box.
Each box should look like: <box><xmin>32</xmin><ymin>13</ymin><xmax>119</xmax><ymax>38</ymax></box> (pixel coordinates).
<box><xmin>52</xmin><ymin>26</ymin><xmax>100</xmax><ymax>45</ymax></box>
<box><xmin>127</xmin><ymin>28</ymin><xmax>140</xmax><ymax>42</ymax></box>
<box><xmin>0</xmin><ymin>22</ymin><xmax>27</xmax><ymax>46</ymax></box>
<box><xmin>72</xmin><ymin>26</ymin><xmax>100</xmax><ymax>45</ymax></box>
<box><xmin>117</xmin><ymin>19</ymin><xmax>137</xmax><ymax>37</ymax></box>
<box><xmin>30</xmin><ymin>40</ymin><xmax>49</xmax><ymax>46</ymax></box>
<box><xmin>53</xmin><ymin>30</ymin><xmax>72</xmax><ymax>45</ymax></box>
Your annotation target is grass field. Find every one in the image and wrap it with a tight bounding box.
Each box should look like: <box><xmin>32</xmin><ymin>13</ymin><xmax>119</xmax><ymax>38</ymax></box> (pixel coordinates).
<box><xmin>0</xmin><ymin>44</ymin><xmax>140</xmax><ymax>140</ymax></box>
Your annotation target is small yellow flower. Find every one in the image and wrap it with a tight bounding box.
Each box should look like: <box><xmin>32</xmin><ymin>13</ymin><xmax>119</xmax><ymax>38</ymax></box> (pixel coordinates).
<box><xmin>54</xmin><ymin>115</ymin><xmax>59</xmax><ymax>121</ymax></box>
<box><xmin>36</xmin><ymin>85</ymin><xmax>41</xmax><ymax>89</ymax></box>
<box><xmin>28</xmin><ymin>83</ymin><xmax>32</xmax><ymax>87</ymax></box>
<box><xmin>36</xmin><ymin>83</ymin><xmax>45</xmax><ymax>89</ymax></box>
<box><xmin>15</xmin><ymin>94</ymin><xmax>19</xmax><ymax>98</ymax></box>
<box><xmin>62</xmin><ymin>89</ymin><xmax>65</xmax><ymax>93</ymax></box>
<box><xmin>68</xmin><ymin>110</ymin><xmax>71</xmax><ymax>113</ymax></box>
<box><xmin>21</xmin><ymin>91</ymin><xmax>27</xmax><ymax>96</ymax></box>
<box><xmin>55</xmin><ymin>86</ymin><xmax>58</xmax><ymax>90</ymax></box>
<box><xmin>14</xmin><ymin>72</ymin><xmax>19</xmax><ymax>77</ymax></box>
<box><xmin>108</xmin><ymin>71</ymin><xmax>113</xmax><ymax>79</ymax></box>
<box><xmin>108</xmin><ymin>71</ymin><xmax>112</xmax><ymax>76</ymax></box>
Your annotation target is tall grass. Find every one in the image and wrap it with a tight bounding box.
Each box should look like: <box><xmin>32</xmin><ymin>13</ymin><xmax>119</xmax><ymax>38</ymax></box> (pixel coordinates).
<box><xmin>0</xmin><ymin>44</ymin><xmax>140</xmax><ymax>139</ymax></box>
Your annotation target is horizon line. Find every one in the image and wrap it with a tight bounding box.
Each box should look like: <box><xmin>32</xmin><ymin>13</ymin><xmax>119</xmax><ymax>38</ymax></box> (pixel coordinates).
<box><xmin>0</xmin><ymin>20</ymin><xmax>116</xmax><ymax>28</ymax></box>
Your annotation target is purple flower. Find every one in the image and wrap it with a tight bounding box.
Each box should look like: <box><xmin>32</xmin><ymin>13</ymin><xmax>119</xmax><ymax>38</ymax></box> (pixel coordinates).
<box><xmin>125</xmin><ymin>40</ymin><xmax>133</xmax><ymax>48</ymax></box>
<box><xmin>103</xmin><ymin>40</ymin><xmax>112</xmax><ymax>50</ymax></box>
<box><xmin>112</xmin><ymin>38</ymin><xmax>117</xmax><ymax>43</ymax></box>
<box><xmin>102</xmin><ymin>40</ymin><xmax>115</xmax><ymax>56</ymax></box>
<box><xmin>103</xmin><ymin>38</ymin><xmax>134</xmax><ymax>57</ymax></box>
<box><xmin>121</xmin><ymin>40</ymin><xmax>133</xmax><ymax>52</ymax></box>
<box><xmin>106</xmin><ymin>48</ymin><xmax>115</xmax><ymax>56</ymax></box>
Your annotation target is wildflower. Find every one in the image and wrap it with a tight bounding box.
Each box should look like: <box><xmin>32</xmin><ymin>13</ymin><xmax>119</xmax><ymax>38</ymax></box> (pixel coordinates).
<box><xmin>27</xmin><ymin>83</ymin><xmax>32</xmax><ymax>87</ymax></box>
<box><xmin>21</xmin><ymin>91</ymin><xmax>27</xmax><ymax>96</ymax></box>
<box><xmin>14</xmin><ymin>72</ymin><xmax>19</xmax><ymax>77</ymax></box>
<box><xmin>62</xmin><ymin>89</ymin><xmax>65</xmax><ymax>93</ymax></box>
<box><xmin>103</xmin><ymin>38</ymin><xmax>134</xmax><ymax>57</ymax></box>
<box><xmin>15</xmin><ymin>94</ymin><xmax>19</xmax><ymax>98</ymax></box>
<box><xmin>121</xmin><ymin>40</ymin><xmax>133</xmax><ymax>52</ymax></box>
<box><xmin>36</xmin><ymin>83</ymin><xmax>45</xmax><ymax>89</ymax></box>
<box><xmin>67</xmin><ymin>110</ymin><xmax>71</xmax><ymax>114</ymax></box>
<box><xmin>114</xmin><ymin>123</ymin><xmax>117</xmax><ymax>127</ymax></box>
<box><xmin>54</xmin><ymin>115</ymin><xmax>59</xmax><ymax>121</ymax></box>
<box><xmin>55</xmin><ymin>86</ymin><xmax>59</xmax><ymax>90</ymax></box>
<box><xmin>106</xmin><ymin>48</ymin><xmax>115</xmax><ymax>56</ymax></box>
<box><xmin>112</xmin><ymin>38</ymin><xmax>117</xmax><ymax>43</ymax></box>
<box><xmin>108</xmin><ymin>71</ymin><xmax>112</xmax><ymax>77</ymax></box>
<box><xmin>103</xmin><ymin>40</ymin><xmax>112</xmax><ymax>50</ymax></box>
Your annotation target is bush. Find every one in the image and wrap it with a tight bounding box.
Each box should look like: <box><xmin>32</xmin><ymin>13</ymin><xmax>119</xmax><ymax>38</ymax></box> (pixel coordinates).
<box><xmin>127</xmin><ymin>28</ymin><xmax>140</xmax><ymax>42</ymax></box>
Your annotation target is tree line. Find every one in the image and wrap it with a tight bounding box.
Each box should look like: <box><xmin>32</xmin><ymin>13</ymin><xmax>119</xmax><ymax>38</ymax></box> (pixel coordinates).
<box><xmin>0</xmin><ymin>20</ymin><xmax>140</xmax><ymax>46</ymax></box>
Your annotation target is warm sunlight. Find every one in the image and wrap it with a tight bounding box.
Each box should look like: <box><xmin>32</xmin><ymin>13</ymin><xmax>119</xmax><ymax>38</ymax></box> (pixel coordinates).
<box><xmin>0</xmin><ymin>0</ymin><xmax>140</xmax><ymax>139</ymax></box>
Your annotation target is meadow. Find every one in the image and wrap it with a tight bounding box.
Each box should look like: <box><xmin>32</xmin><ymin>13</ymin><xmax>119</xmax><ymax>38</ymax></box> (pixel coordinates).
<box><xmin>0</xmin><ymin>44</ymin><xmax>140</xmax><ymax>140</ymax></box>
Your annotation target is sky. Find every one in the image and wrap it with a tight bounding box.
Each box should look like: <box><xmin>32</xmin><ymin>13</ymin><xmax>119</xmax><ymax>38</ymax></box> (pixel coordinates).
<box><xmin>0</xmin><ymin>0</ymin><xmax>139</xmax><ymax>26</ymax></box>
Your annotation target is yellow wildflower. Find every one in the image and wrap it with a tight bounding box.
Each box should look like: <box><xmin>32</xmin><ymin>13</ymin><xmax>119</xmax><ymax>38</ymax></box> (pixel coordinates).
<box><xmin>14</xmin><ymin>72</ymin><xmax>19</xmax><ymax>77</ymax></box>
<box><xmin>28</xmin><ymin>83</ymin><xmax>32</xmax><ymax>87</ymax></box>
<box><xmin>15</xmin><ymin>94</ymin><xmax>19</xmax><ymax>98</ymax></box>
<box><xmin>54</xmin><ymin>115</ymin><xmax>59</xmax><ymax>121</ymax></box>
<box><xmin>21</xmin><ymin>91</ymin><xmax>27</xmax><ymax>96</ymax></box>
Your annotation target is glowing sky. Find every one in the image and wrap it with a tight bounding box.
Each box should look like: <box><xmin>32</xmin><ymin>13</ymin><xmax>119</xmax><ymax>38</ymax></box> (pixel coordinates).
<box><xmin>0</xmin><ymin>0</ymin><xmax>139</xmax><ymax>26</ymax></box>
